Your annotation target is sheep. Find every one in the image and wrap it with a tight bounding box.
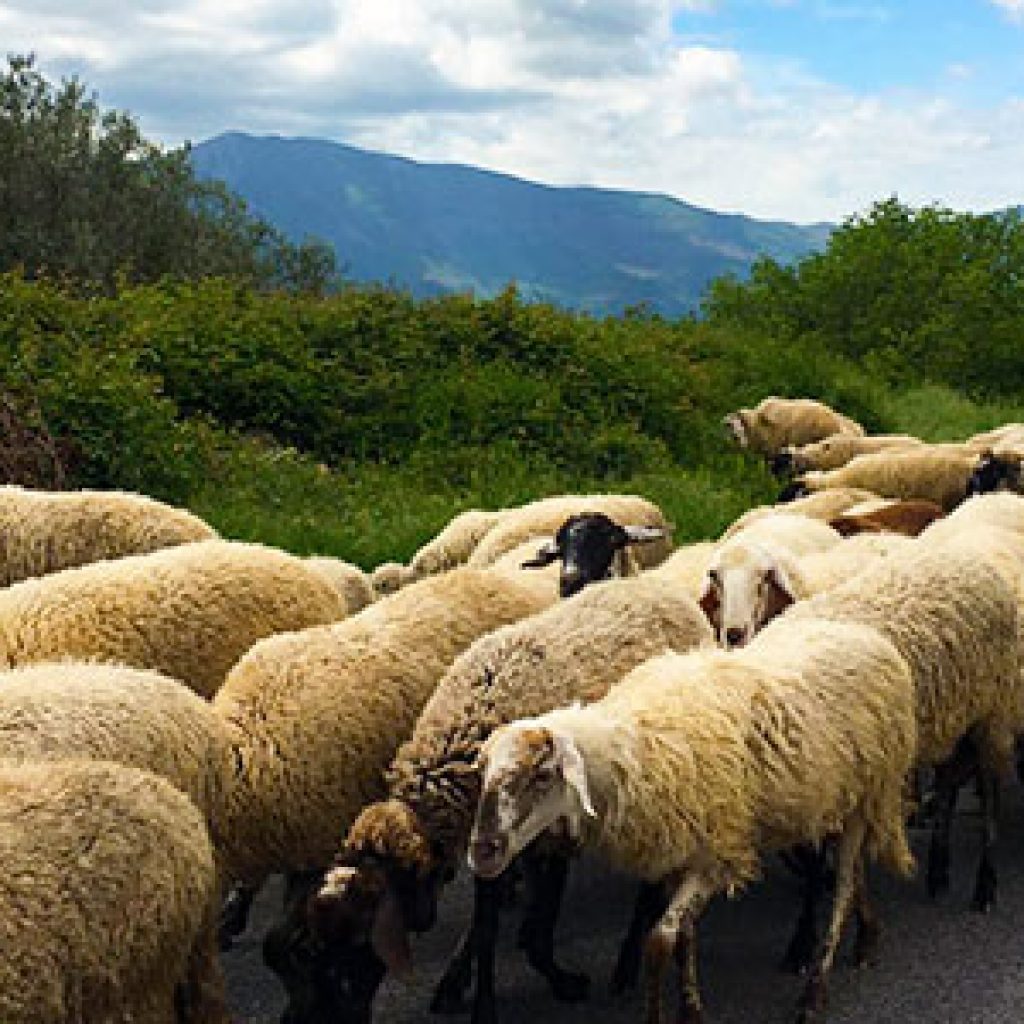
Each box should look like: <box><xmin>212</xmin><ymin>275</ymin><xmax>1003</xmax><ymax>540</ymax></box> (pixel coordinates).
<box><xmin>723</xmin><ymin>397</ymin><xmax>864</xmax><ymax>458</ymax></box>
<box><xmin>295</xmin><ymin>574</ymin><xmax>714</xmax><ymax>1024</ymax></box>
<box><xmin>0</xmin><ymin>662</ymin><xmax>233</xmax><ymax>860</ymax></box>
<box><xmin>519</xmin><ymin>511</ymin><xmax>669</xmax><ymax>597</ymax></box>
<box><xmin>0</xmin><ymin>484</ymin><xmax>216</xmax><ymax>587</ymax></box>
<box><xmin>697</xmin><ymin>515</ymin><xmax>841</xmax><ymax>648</ymax></box>
<box><xmin>783</xmin><ymin>548</ymin><xmax>1022</xmax><ymax>911</ymax></box>
<box><xmin>466</xmin><ymin>494</ymin><xmax>673</xmax><ymax>570</ymax></box>
<box><xmin>966</xmin><ymin>450</ymin><xmax>1023</xmax><ymax>496</ymax></box>
<box><xmin>919</xmin><ymin>491</ymin><xmax>1024</xmax><ymax>541</ymax></box>
<box><xmin>779</xmin><ymin>449</ymin><xmax>980</xmax><ymax>512</ymax></box>
<box><xmin>967</xmin><ymin>423</ymin><xmax>1024</xmax><ymax>451</ymax></box>
<box><xmin>648</xmin><ymin>540</ymin><xmax>717</xmax><ymax>596</ymax></box>
<box><xmin>305</xmin><ymin>555</ymin><xmax>376</xmax><ymax>614</ymax></box>
<box><xmin>369</xmin><ymin>560</ymin><xmax>419</xmax><ymax>597</ymax></box>
<box><xmin>469</xmin><ymin>616</ymin><xmax>916</xmax><ymax>1024</ymax></box>
<box><xmin>0</xmin><ymin>539</ymin><xmax>347</xmax><ymax>698</ymax></box>
<box><xmin>485</xmin><ymin>537</ymin><xmax>561</xmax><ymax>594</ymax></box>
<box><xmin>772</xmin><ymin>433</ymin><xmax>923</xmax><ymax>476</ymax></box>
<box><xmin>212</xmin><ymin>567</ymin><xmax>554</xmax><ymax>894</ymax></box>
<box><xmin>721</xmin><ymin>487</ymin><xmax>880</xmax><ymax>539</ymax></box>
<box><xmin>797</xmin><ymin>533</ymin><xmax>914</xmax><ymax>595</ymax></box>
<box><xmin>410</xmin><ymin>508</ymin><xmax>503</xmax><ymax>576</ymax></box>
<box><xmin>0</xmin><ymin>756</ymin><xmax>227</xmax><ymax>1024</ymax></box>
<box><xmin>827</xmin><ymin>499</ymin><xmax>944</xmax><ymax>537</ymax></box>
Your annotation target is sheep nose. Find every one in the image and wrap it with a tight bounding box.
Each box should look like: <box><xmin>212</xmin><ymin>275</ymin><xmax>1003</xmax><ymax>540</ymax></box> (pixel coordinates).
<box><xmin>725</xmin><ymin>627</ymin><xmax>746</xmax><ymax>649</ymax></box>
<box><xmin>559</xmin><ymin>567</ymin><xmax>584</xmax><ymax>598</ymax></box>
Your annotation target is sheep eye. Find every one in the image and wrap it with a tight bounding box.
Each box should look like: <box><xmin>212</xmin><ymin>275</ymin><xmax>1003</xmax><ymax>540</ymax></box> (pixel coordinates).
<box><xmin>708</xmin><ymin>569</ymin><xmax>720</xmax><ymax>584</ymax></box>
<box><xmin>533</xmin><ymin>767</ymin><xmax>556</xmax><ymax>788</ymax></box>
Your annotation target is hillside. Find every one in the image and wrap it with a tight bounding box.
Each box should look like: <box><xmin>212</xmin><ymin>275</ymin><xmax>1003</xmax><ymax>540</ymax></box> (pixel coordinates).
<box><xmin>191</xmin><ymin>132</ymin><xmax>831</xmax><ymax>316</ymax></box>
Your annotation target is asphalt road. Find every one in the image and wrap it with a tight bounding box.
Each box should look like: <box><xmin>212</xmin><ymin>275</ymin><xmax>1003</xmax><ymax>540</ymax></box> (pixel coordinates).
<box><xmin>224</xmin><ymin>784</ymin><xmax>1024</xmax><ymax>1024</ymax></box>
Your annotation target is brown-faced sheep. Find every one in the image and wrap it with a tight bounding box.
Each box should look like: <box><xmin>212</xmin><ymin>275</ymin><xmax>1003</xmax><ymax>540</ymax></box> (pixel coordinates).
<box><xmin>470</xmin><ymin>617</ymin><xmax>915</xmax><ymax>1024</ymax></box>
<box><xmin>827</xmin><ymin>499</ymin><xmax>944</xmax><ymax>537</ymax></box>
<box><xmin>299</xmin><ymin>575</ymin><xmax>714</xmax><ymax>1024</ymax></box>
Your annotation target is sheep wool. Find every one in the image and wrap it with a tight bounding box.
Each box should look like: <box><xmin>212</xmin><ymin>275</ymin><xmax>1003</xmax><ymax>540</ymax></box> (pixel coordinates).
<box><xmin>517</xmin><ymin>616</ymin><xmax>915</xmax><ymax>886</ymax></box>
<box><xmin>359</xmin><ymin>575</ymin><xmax>715</xmax><ymax>868</ymax></box>
<box><xmin>305</xmin><ymin>556</ymin><xmax>376</xmax><ymax>614</ymax></box>
<box><xmin>648</xmin><ymin>540</ymin><xmax>716</xmax><ymax>597</ymax></box>
<box><xmin>466</xmin><ymin>493</ymin><xmax>673</xmax><ymax>569</ymax></box>
<box><xmin>0</xmin><ymin>539</ymin><xmax>347</xmax><ymax>698</ymax></box>
<box><xmin>214</xmin><ymin>567</ymin><xmax>554</xmax><ymax>883</ymax></box>
<box><xmin>721</xmin><ymin>488</ymin><xmax>880</xmax><ymax>540</ymax></box>
<box><xmin>0</xmin><ymin>485</ymin><xmax>216</xmax><ymax>587</ymax></box>
<box><xmin>410</xmin><ymin>508</ymin><xmax>503</xmax><ymax>576</ymax></box>
<box><xmin>790</xmin><ymin>449</ymin><xmax>980</xmax><ymax>512</ymax></box>
<box><xmin>920</xmin><ymin>491</ymin><xmax>1024</xmax><ymax>542</ymax></box>
<box><xmin>785</xmin><ymin>433</ymin><xmax>923</xmax><ymax>473</ymax></box>
<box><xmin>369</xmin><ymin>560</ymin><xmax>419</xmax><ymax>598</ymax></box>
<box><xmin>785</xmin><ymin>547</ymin><xmax>1022</xmax><ymax>773</ymax></box>
<box><xmin>0</xmin><ymin>662</ymin><xmax>234</xmax><ymax>858</ymax></box>
<box><xmin>797</xmin><ymin>533</ymin><xmax>914</xmax><ymax>595</ymax></box>
<box><xmin>724</xmin><ymin>397</ymin><xmax>864</xmax><ymax>457</ymax></box>
<box><xmin>0</xmin><ymin>757</ymin><xmax>226</xmax><ymax>1024</ymax></box>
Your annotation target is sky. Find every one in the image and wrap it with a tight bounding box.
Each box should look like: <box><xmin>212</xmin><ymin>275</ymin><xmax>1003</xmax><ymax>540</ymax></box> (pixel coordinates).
<box><xmin>3</xmin><ymin>0</ymin><xmax>1024</xmax><ymax>222</ymax></box>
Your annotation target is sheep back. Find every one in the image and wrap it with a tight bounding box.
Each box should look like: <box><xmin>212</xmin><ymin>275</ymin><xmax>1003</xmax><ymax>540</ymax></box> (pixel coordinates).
<box><xmin>378</xmin><ymin>575</ymin><xmax>714</xmax><ymax>863</ymax></box>
<box><xmin>305</xmin><ymin>556</ymin><xmax>375</xmax><ymax>614</ymax></box>
<box><xmin>0</xmin><ymin>662</ymin><xmax>233</xmax><ymax>853</ymax></box>
<box><xmin>0</xmin><ymin>540</ymin><xmax>347</xmax><ymax>698</ymax></box>
<box><xmin>725</xmin><ymin>397</ymin><xmax>864</xmax><ymax>457</ymax></box>
<box><xmin>0</xmin><ymin>485</ymin><xmax>216</xmax><ymax>587</ymax></box>
<box><xmin>721</xmin><ymin>488</ymin><xmax>879</xmax><ymax>539</ymax></box>
<box><xmin>410</xmin><ymin>508</ymin><xmax>502</xmax><ymax>576</ymax></box>
<box><xmin>0</xmin><ymin>757</ymin><xmax>225</xmax><ymax>1024</ymax></box>
<box><xmin>214</xmin><ymin>568</ymin><xmax>553</xmax><ymax>881</ymax></box>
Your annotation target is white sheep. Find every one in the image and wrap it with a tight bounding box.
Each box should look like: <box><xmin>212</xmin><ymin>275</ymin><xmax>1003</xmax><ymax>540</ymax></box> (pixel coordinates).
<box><xmin>368</xmin><ymin>560</ymin><xmax>419</xmax><ymax>597</ymax></box>
<box><xmin>304</xmin><ymin>575</ymin><xmax>714</xmax><ymax>1023</ymax></box>
<box><xmin>0</xmin><ymin>484</ymin><xmax>216</xmax><ymax>586</ymax></box>
<box><xmin>410</xmin><ymin>508</ymin><xmax>503</xmax><ymax>576</ymax></box>
<box><xmin>776</xmin><ymin>433</ymin><xmax>923</xmax><ymax>475</ymax></box>
<box><xmin>721</xmin><ymin>487</ymin><xmax>880</xmax><ymax>539</ymax></box>
<box><xmin>470</xmin><ymin>616</ymin><xmax>916</xmax><ymax>1024</ymax></box>
<box><xmin>785</xmin><ymin>546</ymin><xmax>1022</xmax><ymax>909</ymax></box>
<box><xmin>780</xmin><ymin>448</ymin><xmax>980</xmax><ymax>512</ymax></box>
<box><xmin>0</xmin><ymin>539</ymin><xmax>347</xmax><ymax>698</ymax></box>
<box><xmin>723</xmin><ymin>397</ymin><xmax>864</xmax><ymax>457</ymax></box>
<box><xmin>0</xmin><ymin>756</ymin><xmax>227</xmax><ymax>1024</ymax></box>
<box><xmin>697</xmin><ymin>515</ymin><xmax>841</xmax><ymax>647</ymax></box>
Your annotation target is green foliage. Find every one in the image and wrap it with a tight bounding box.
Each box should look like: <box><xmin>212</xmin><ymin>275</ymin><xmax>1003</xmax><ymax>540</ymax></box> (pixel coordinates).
<box><xmin>0</xmin><ymin>55</ymin><xmax>338</xmax><ymax>292</ymax></box>
<box><xmin>704</xmin><ymin>197</ymin><xmax>1024</xmax><ymax>399</ymax></box>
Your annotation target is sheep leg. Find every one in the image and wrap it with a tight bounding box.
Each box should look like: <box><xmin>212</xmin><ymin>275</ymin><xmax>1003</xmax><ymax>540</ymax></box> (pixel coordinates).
<box><xmin>972</xmin><ymin>765</ymin><xmax>999</xmax><ymax>913</ymax></box>
<box><xmin>643</xmin><ymin>871</ymin><xmax>715</xmax><ymax>1024</ymax></box>
<box><xmin>469</xmin><ymin>875</ymin><xmax>501</xmax><ymax>1024</ymax></box>
<box><xmin>852</xmin><ymin>861</ymin><xmax>880</xmax><ymax>969</ymax></box>
<box><xmin>796</xmin><ymin>816</ymin><xmax>866</xmax><ymax>1024</ymax></box>
<box><xmin>781</xmin><ymin>843</ymin><xmax>827</xmax><ymax>974</ymax></box>
<box><xmin>926</xmin><ymin>737</ymin><xmax>975</xmax><ymax>899</ymax></box>
<box><xmin>516</xmin><ymin>848</ymin><xmax>590</xmax><ymax>1002</ymax></box>
<box><xmin>610</xmin><ymin>881</ymin><xmax>667</xmax><ymax>994</ymax></box>
<box><xmin>430</xmin><ymin>925</ymin><xmax>475</xmax><ymax>1014</ymax></box>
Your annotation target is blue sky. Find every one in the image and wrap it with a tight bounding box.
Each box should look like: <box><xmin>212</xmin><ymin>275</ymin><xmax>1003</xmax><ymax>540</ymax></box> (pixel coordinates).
<box><xmin>671</xmin><ymin>0</ymin><xmax>1023</xmax><ymax>101</ymax></box>
<box><xmin>3</xmin><ymin>0</ymin><xmax>1023</xmax><ymax>221</ymax></box>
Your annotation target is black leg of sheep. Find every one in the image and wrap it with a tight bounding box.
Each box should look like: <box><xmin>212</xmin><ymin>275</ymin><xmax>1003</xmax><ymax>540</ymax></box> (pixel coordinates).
<box><xmin>516</xmin><ymin>848</ymin><xmax>590</xmax><ymax>1002</ymax></box>
<box><xmin>781</xmin><ymin>844</ymin><xmax>828</xmax><ymax>975</ymax></box>
<box><xmin>609</xmin><ymin>881</ymin><xmax>667</xmax><ymax>994</ymax></box>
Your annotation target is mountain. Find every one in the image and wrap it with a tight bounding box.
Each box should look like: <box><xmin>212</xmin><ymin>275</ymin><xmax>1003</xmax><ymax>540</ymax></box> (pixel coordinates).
<box><xmin>191</xmin><ymin>132</ymin><xmax>831</xmax><ymax>317</ymax></box>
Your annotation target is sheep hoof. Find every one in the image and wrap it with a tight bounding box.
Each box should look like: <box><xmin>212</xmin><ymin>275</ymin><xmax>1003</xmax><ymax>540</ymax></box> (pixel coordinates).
<box><xmin>780</xmin><ymin>927</ymin><xmax>816</xmax><ymax>975</ymax></box>
<box><xmin>795</xmin><ymin>974</ymin><xmax>827</xmax><ymax>1024</ymax></box>
<box><xmin>971</xmin><ymin>870</ymin><xmax>996</xmax><ymax>914</ymax></box>
<box><xmin>676</xmin><ymin>1000</ymin><xmax>705</xmax><ymax>1024</ymax></box>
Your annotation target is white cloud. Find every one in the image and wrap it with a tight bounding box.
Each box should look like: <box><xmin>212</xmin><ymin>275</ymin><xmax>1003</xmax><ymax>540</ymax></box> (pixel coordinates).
<box><xmin>990</xmin><ymin>0</ymin><xmax>1024</xmax><ymax>20</ymax></box>
<box><xmin>4</xmin><ymin>0</ymin><xmax>1024</xmax><ymax>221</ymax></box>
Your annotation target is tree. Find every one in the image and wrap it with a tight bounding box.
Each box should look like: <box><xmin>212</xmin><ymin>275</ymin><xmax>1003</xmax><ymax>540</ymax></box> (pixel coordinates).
<box><xmin>0</xmin><ymin>54</ymin><xmax>339</xmax><ymax>292</ymax></box>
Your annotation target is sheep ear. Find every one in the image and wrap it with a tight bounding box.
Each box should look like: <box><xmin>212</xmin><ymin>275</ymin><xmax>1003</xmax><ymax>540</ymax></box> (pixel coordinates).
<box><xmin>370</xmin><ymin>889</ymin><xmax>413</xmax><ymax>977</ymax></box>
<box><xmin>521</xmin><ymin>540</ymin><xmax>561</xmax><ymax>569</ymax></box>
<box><xmin>552</xmin><ymin>731</ymin><xmax>595</xmax><ymax>818</ymax></box>
<box><xmin>621</xmin><ymin>525</ymin><xmax>666</xmax><ymax>546</ymax></box>
<box><xmin>764</xmin><ymin>565</ymin><xmax>797</xmax><ymax>621</ymax></box>
<box><xmin>698</xmin><ymin>575</ymin><xmax>720</xmax><ymax>630</ymax></box>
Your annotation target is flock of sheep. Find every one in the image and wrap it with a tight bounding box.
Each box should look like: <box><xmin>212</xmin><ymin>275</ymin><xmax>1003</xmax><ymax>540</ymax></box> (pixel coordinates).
<box><xmin>3</xmin><ymin>394</ymin><xmax>1024</xmax><ymax>1024</ymax></box>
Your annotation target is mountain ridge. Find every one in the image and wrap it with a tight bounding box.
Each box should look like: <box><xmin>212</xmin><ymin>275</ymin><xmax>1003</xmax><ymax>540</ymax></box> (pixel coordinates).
<box><xmin>191</xmin><ymin>131</ymin><xmax>832</xmax><ymax>316</ymax></box>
